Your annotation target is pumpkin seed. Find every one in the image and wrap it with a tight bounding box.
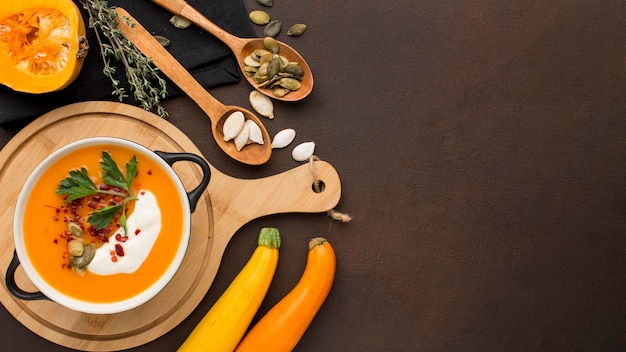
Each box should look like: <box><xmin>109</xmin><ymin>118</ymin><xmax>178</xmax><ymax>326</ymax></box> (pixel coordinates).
<box><xmin>259</xmin><ymin>53</ymin><xmax>274</xmax><ymax>65</ymax></box>
<box><xmin>223</xmin><ymin>111</ymin><xmax>245</xmax><ymax>141</ymax></box>
<box><xmin>280</xmin><ymin>77</ymin><xmax>302</xmax><ymax>91</ymax></box>
<box><xmin>287</xmin><ymin>24</ymin><xmax>307</xmax><ymax>36</ymax></box>
<box><xmin>249</xmin><ymin>90</ymin><xmax>275</xmax><ymax>119</ymax></box>
<box><xmin>266</xmin><ymin>56</ymin><xmax>282</xmax><ymax>79</ymax></box>
<box><xmin>154</xmin><ymin>35</ymin><xmax>171</xmax><ymax>48</ymax></box>
<box><xmin>246</xmin><ymin>120</ymin><xmax>264</xmax><ymax>144</ymax></box>
<box><xmin>249</xmin><ymin>10</ymin><xmax>270</xmax><ymax>25</ymax></box>
<box><xmin>272</xmin><ymin>87</ymin><xmax>290</xmax><ymax>97</ymax></box>
<box><xmin>256</xmin><ymin>0</ymin><xmax>273</xmax><ymax>6</ymax></box>
<box><xmin>170</xmin><ymin>15</ymin><xmax>191</xmax><ymax>29</ymax></box>
<box><xmin>264</xmin><ymin>20</ymin><xmax>282</xmax><ymax>38</ymax></box>
<box><xmin>244</xmin><ymin>55</ymin><xmax>261</xmax><ymax>67</ymax></box>
<box><xmin>253</xmin><ymin>49</ymin><xmax>271</xmax><ymax>60</ymax></box>
<box><xmin>282</xmin><ymin>63</ymin><xmax>304</xmax><ymax>80</ymax></box>
<box><xmin>234</xmin><ymin>122</ymin><xmax>250</xmax><ymax>151</ymax></box>
<box><xmin>68</xmin><ymin>240</ymin><xmax>84</xmax><ymax>257</ymax></box>
<box><xmin>67</xmin><ymin>222</ymin><xmax>83</xmax><ymax>238</ymax></box>
<box><xmin>244</xmin><ymin>65</ymin><xmax>259</xmax><ymax>76</ymax></box>
<box><xmin>292</xmin><ymin>141</ymin><xmax>315</xmax><ymax>161</ymax></box>
<box><xmin>71</xmin><ymin>244</ymin><xmax>96</xmax><ymax>269</ymax></box>
<box><xmin>271</xmin><ymin>128</ymin><xmax>296</xmax><ymax>149</ymax></box>
<box><xmin>256</xmin><ymin>61</ymin><xmax>269</xmax><ymax>77</ymax></box>
<box><xmin>263</xmin><ymin>36</ymin><xmax>280</xmax><ymax>54</ymax></box>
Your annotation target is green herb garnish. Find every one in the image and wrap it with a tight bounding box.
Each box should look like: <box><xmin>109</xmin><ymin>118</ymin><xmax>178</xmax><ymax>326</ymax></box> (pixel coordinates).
<box><xmin>75</xmin><ymin>0</ymin><xmax>169</xmax><ymax>118</ymax></box>
<box><xmin>57</xmin><ymin>151</ymin><xmax>138</xmax><ymax>234</ymax></box>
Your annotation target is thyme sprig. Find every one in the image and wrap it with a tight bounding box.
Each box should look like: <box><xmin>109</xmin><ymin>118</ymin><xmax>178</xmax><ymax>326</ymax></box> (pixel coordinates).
<box><xmin>57</xmin><ymin>151</ymin><xmax>138</xmax><ymax>235</ymax></box>
<box><xmin>76</xmin><ymin>0</ymin><xmax>169</xmax><ymax>117</ymax></box>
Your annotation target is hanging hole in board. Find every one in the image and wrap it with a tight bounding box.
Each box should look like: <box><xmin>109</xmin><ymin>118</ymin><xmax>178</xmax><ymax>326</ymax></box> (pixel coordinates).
<box><xmin>312</xmin><ymin>180</ymin><xmax>325</xmax><ymax>193</ymax></box>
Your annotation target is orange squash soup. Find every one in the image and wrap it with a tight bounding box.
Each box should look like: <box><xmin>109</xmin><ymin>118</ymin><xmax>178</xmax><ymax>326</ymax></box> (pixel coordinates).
<box><xmin>22</xmin><ymin>144</ymin><xmax>184</xmax><ymax>303</ymax></box>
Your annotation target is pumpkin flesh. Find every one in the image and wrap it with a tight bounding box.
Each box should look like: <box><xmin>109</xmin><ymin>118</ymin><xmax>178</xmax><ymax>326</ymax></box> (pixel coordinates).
<box><xmin>0</xmin><ymin>0</ymin><xmax>87</xmax><ymax>93</ymax></box>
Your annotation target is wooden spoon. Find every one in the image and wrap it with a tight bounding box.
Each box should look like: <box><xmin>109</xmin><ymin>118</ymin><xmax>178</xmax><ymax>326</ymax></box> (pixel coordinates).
<box><xmin>148</xmin><ymin>0</ymin><xmax>313</xmax><ymax>102</ymax></box>
<box><xmin>115</xmin><ymin>8</ymin><xmax>271</xmax><ymax>165</ymax></box>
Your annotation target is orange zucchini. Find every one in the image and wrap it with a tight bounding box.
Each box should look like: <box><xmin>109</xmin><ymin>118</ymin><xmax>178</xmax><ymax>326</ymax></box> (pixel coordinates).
<box><xmin>235</xmin><ymin>237</ymin><xmax>336</xmax><ymax>352</ymax></box>
<box><xmin>177</xmin><ymin>227</ymin><xmax>281</xmax><ymax>352</ymax></box>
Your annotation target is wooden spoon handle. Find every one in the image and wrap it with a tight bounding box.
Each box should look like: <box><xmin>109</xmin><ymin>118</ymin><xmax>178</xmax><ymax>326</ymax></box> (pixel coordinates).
<box><xmin>115</xmin><ymin>8</ymin><xmax>227</xmax><ymax>123</ymax></box>
<box><xmin>149</xmin><ymin>0</ymin><xmax>246</xmax><ymax>51</ymax></box>
<box><xmin>209</xmin><ymin>160</ymin><xmax>342</xmax><ymax>240</ymax></box>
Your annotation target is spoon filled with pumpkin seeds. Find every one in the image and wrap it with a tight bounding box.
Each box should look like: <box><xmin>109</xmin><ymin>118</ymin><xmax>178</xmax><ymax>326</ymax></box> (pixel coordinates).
<box><xmin>148</xmin><ymin>0</ymin><xmax>313</xmax><ymax>102</ymax></box>
<box><xmin>116</xmin><ymin>8</ymin><xmax>271</xmax><ymax>165</ymax></box>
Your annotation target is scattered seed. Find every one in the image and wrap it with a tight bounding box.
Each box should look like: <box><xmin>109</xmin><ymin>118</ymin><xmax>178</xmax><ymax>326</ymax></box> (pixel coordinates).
<box><xmin>154</xmin><ymin>35</ymin><xmax>171</xmax><ymax>47</ymax></box>
<box><xmin>223</xmin><ymin>111</ymin><xmax>245</xmax><ymax>141</ymax></box>
<box><xmin>170</xmin><ymin>15</ymin><xmax>191</xmax><ymax>29</ymax></box>
<box><xmin>272</xmin><ymin>128</ymin><xmax>296</xmax><ymax>149</ymax></box>
<box><xmin>256</xmin><ymin>0</ymin><xmax>273</xmax><ymax>6</ymax></box>
<box><xmin>249</xmin><ymin>10</ymin><xmax>270</xmax><ymax>25</ymax></box>
<box><xmin>249</xmin><ymin>90</ymin><xmax>275</xmax><ymax>119</ymax></box>
<box><xmin>287</xmin><ymin>24</ymin><xmax>307</xmax><ymax>36</ymax></box>
<box><xmin>292</xmin><ymin>141</ymin><xmax>316</xmax><ymax>161</ymax></box>
<box><xmin>264</xmin><ymin>20</ymin><xmax>282</xmax><ymax>38</ymax></box>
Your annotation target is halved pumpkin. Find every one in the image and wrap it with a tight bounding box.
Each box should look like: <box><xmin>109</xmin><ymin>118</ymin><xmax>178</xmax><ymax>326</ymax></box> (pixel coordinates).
<box><xmin>0</xmin><ymin>0</ymin><xmax>88</xmax><ymax>94</ymax></box>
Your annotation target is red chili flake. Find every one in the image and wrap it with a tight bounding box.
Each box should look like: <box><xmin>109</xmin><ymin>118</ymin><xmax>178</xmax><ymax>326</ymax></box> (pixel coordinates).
<box><xmin>135</xmin><ymin>228</ymin><xmax>141</xmax><ymax>235</ymax></box>
<box><xmin>147</xmin><ymin>170</ymin><xmax>152</xmax><ymax>175</ymax></box>
<box><xmin>140</xmin><ymin>191</ymin><xmax>146</xmax><ymax>196</ymax></box>
<box><xmin>115</xmin><ymin>243</ymin><xmax>125</xmax><ymax>257</ymax></box>
<box><xmin>111</xmin><ymin>256</ymin><xmax>118</xmax><ymax>263</ymax></box>
<box><xmin>116</xmin><ymin>233</ymin><xmax>129</xmax><ymax>242</ymax></box>
<box><xmin>53</xmin><ymin>215</ymin><xmax>59</xmax><ymax>221</ymax></box>
<box><xmin>53</xmin><ymin>239</ymin><xmax>58</xmax><ymax>244</ymax></box>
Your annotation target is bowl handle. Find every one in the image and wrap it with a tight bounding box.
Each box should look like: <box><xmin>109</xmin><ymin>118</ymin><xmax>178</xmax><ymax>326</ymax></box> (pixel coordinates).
<box><xmin>154</xmin><ymin>151</ymin><xmax>211</xmax><ymax>213</ymax></box>
<box><xmin>5</xmin><ymin>250</ymin><xmax>49</xmax><ymax>301</ymax></box>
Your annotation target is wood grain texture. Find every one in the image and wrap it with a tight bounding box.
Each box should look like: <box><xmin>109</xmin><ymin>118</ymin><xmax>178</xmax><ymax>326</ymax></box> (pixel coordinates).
<box><xmin>0</xmin><ymin>101</ymin><xmax>341</xmax><ymax>350</ymax></box>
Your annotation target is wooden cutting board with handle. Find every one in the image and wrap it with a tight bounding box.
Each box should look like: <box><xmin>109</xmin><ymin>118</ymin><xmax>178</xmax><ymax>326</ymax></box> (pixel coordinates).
<box><xmin>0</xmin><ymin>101</ymin><xmax>341</xmax><ymax>351</ymax></box>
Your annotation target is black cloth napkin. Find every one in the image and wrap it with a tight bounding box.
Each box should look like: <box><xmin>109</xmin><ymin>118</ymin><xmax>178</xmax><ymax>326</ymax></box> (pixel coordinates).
<box><xmin>0</xmin><ymin>0</ymin><xmax>254</xmax><ymax>124</ymax></box>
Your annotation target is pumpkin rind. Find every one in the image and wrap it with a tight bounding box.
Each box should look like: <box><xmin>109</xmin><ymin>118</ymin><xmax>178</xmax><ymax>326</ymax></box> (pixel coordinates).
<box><xmin>0</xmin><ymin>0</ymin><xmax>87</xmax><ymax>93</ymax></box>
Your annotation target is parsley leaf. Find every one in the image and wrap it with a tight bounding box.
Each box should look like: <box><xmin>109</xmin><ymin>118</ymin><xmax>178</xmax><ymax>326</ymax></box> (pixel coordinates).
<box><xmin>56</xmin><ymin>168</ymin><xmax>99</xmax><ymax>202</ymax></box>
<box><xmin>100</xmin><ymin>151</ymin><xmax>137</xmax><ymax>193</ymax></box>
<box><xmin>56</xmin><ymin>151</ymin><xmax>139</xmax><ymax>233</ymax></box>
<box><xmin>88</xmin><ymin>204</ymin><xmax>123</xmax><ymax>230</ymax></box>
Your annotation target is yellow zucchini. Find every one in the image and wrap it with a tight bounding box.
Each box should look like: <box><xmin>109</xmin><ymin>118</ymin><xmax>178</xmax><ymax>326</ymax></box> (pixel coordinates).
<box><xmin>177</xmin><ymin>227</ymin><xmax>281</xmax><ymax>352</ymax></box>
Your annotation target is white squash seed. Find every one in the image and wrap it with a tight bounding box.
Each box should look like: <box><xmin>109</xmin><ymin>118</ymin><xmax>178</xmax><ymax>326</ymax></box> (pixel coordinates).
<box><xmin>292</xmin><ymin>141</ymin><xmax>315</xmax><ymax>161</ymax></box>
<box><xmin>246</xmin><ymin>120</ymin><xmax>264</xmax><ymax>144</ymax></box>
<box><xmin>223</xmin><ymin>111</ymin><xmax>245</xmax><ymax>141</ymax></box>
<box><xmin>271</xmin><ymin>128</ymin><xmax>296</xmax><ymax>149</ymax></box>
<box><xmin>234</xmin><ymin>122</ymin><xmax>250</xmax><ymax>151</ymax></box>
<box><xmin>249</xmin><ymin>90</ymin><xmax>274</xmax><ymax>119</ymax></box>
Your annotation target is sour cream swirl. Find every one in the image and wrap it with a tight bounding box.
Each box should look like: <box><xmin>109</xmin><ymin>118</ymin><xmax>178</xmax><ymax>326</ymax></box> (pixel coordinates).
<box><xmin>88</xmin><ymin>190</ymin><xmax>162</xmax><ymax>275</ymax></box>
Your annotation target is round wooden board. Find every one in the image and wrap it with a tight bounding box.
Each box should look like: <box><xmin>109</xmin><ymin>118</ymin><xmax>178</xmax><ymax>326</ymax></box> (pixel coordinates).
<box><xmin>0</xmin><ymin>102</ymin><xmax>216</xmax><ymax>351</ymax></box>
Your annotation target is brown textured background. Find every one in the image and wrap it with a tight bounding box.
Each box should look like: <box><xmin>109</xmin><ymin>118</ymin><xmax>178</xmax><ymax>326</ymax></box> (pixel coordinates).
<box><xmin>1</xmin><ymin>0</ymin><xmax>625</xmax><ymax>351</ymax></box>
